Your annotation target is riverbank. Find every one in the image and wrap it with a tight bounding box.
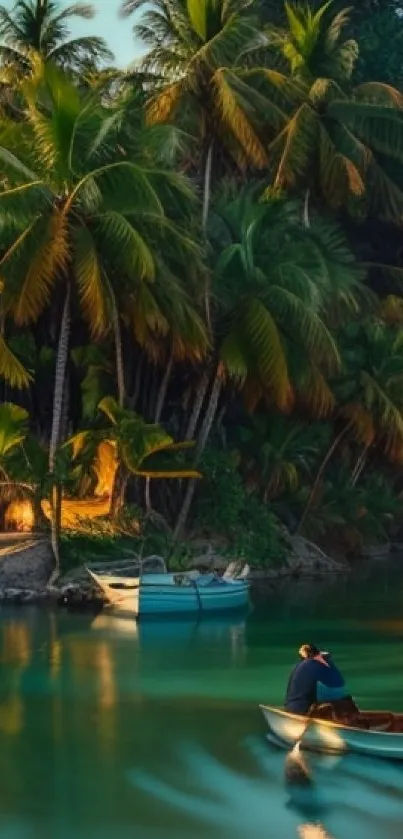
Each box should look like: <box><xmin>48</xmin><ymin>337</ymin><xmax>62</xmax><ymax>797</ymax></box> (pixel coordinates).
<box><xmin>0</xmin><ymin>528</ymin><xmax>387</xmax><ymax>610</ymax></box>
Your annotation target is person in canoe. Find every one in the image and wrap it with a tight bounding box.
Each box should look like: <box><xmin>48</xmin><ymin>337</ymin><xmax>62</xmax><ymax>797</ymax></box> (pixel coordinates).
<box><xmin>285</xmin><ymin>643</ymin><xmax>358</xmax><ymax>719</ymax></box>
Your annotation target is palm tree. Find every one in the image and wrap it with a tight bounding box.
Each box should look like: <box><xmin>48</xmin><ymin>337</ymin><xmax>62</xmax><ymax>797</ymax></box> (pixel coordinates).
<box><xmin>212</xmin><ymin>189</ymin><xmax>365</xmax><ymax>409</ymax></box>
<box><xmin>266</xmin><ymin>2</ymin><xmax>403</xmax><ymax>219</ymax></box>
<box><xmin>234</xmin><ymin>413</ymin><xmax>327</xmax><ymax>501</ymax></box>
<box><xmin>297</xmin><ymin>319</ymin><xmax>403</xmax><ymax>533</ymax></box>
<box><xmin>300</xmin><ymin>466</ymin><xmax>399</xmax><ymax>551</ymax></box>
<box><xmin>0</xmin><ymin>0</ymin><xmax>113</xmax><ymax>75</ymax></box>
<box><xmin>121</xmin><ymin>0</ymin><xmax>276</xmax><ymax>231</ymax></box>
<box><xmin>0</xmin><ymin>59</ymin><xmax>199</xmax><ymax>573</ymax></box>
<box><xmin>174</xmin><ymin>188</ymin><xmax>363</xmax><ymax>538</ymax></box>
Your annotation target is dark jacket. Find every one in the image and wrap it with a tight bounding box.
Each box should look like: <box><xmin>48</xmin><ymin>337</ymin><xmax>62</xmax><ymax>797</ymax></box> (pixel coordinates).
<box><xmin>285</xmin><ymin>655</ymin><xmax>346</xmax><ymax>714</ymax></box>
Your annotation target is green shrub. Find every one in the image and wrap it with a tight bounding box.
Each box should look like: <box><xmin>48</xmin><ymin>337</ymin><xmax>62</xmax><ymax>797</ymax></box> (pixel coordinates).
<box><xmin>193</xmin><ymin>448</ymin><xmax>287</xmax><ymax>567</ymax></box>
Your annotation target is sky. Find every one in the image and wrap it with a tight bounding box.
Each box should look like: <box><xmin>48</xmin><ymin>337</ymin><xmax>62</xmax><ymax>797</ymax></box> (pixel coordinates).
<box><xmin>3</xmin><ymin>0</ymin><xmax>147</xmax><ymax>68</ymax></box>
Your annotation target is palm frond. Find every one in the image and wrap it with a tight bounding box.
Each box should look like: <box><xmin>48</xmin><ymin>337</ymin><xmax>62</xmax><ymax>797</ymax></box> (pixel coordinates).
<box><xmin>339</xmin><ymin>403</ymin><xmax>375</xmax><ymax>446</ymax></box>
<box><xmin>0</xmin><ymin>336</ymin><xmax>32</xmax><ymax>389</ymax></box>
<box><xmin>297</xmin><ymin>363</ymin><xmax>335</xmax><ymax>418</ymax></box>
<box><xmin>72</xmin><ymin>225</ymin><xmax>108</xmax><ymax>339</ymax></box>
<box><xmin>53</xmin><ymin>4</ymin><xmax>96</xmax><ymax>22</ymax></box>
<box><xmin>93</xmin><ymin>212</ymin><xmax>156</xmax><ymax>281</ymax></box>
<box><xmin>213</xmin><ymin>68</ymin><xmax>268</xmax><ymax>168</ymax></box>
<box><xmin>328</xmin><ymin>101</ymin><xmax>403</xmax><ymax>162</ymax></box>
<box><xmin>11</xmin><ymin>209</ymin><xmax>69</xmax><ymax>326</ymax></box>
<box><xmin>48</xmin><ymin>36</ymin><xmax>114</xmax><ymax>67</ymax></box>
<box><xmin>242</xmin><ymin>297</ymin><xmax>290</xmax><ymax>408</ymax></box>
<box><xmin>267</xmin><ymin>285</ymin><xmax>340</xmax><ymax>371</ymax></box>
<box><xmin>147</xmin><ymin>80</ymin><xmax>184</xmax><ymax>124</ymax></box>
<box><xmin>270</xmin><ymin>103</ymin><xmax>318</xmax><ymax>189</ymax></box>
<box><xmin>355</xmin><ymin>83</ymin><xmax>403</xmax><ymax>110</ymax></box>
<box><xmin>129</xmin><ymin>281</ymin><xmax>169</xmax><ymax>347</ymax></box>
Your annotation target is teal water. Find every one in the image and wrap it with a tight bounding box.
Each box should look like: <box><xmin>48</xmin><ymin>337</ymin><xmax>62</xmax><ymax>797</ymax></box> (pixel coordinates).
<box><xmin>0</xmin><ymin>564</ymin><xmax>403</xmax><ymax>838</ymax></box>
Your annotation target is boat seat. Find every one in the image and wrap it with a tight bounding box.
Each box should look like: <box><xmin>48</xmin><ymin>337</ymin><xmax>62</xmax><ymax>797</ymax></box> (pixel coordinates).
<box><xmin>370</xmin><ymin>722</ymin><xmax>392</xmax><ymax>731</ymax></box>
<box><xmin>368</xmin><ymin>713</ymin><xmax>395</xmax><ymax>732</ymax></box>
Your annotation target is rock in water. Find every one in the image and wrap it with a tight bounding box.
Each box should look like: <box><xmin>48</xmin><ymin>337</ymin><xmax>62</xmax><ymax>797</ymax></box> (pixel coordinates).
<box><xmin>0</xmin><ymin>540</ymin><xmax>53</xmax><ymax>590</ymax></box>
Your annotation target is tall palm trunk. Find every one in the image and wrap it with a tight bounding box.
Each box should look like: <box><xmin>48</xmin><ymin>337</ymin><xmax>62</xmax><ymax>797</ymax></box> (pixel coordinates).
<box><xmin>155</xmin><ymin>351</ymin><xmax>173</xmax><ymax>424</ymax></box>
<box><xmin>185</xmin><ymin>372</ymin><xmax>209</xmax><ymax>441</ymax></box>
<box><xmin>174</xmin><ymin>366</ymin><xmax>223</xmax><ymax>542</ymax></box>
<box><xmin>144</xmin><ymin>351</ymin><xmax>175</xmax><ymax>516</ymax></box>
<box><xmin>111</xmin><ymin>289</ymin><xmax>125</xmax><ymax>408</ymax></box>
<box><xmin>128</xmin><ymin>354</ymin><xmax>144</xmax><ymax>410</ymax></box>
<box><xmin>202</xmin><ymin>141</ymin><xmax>214</xmax><ymax>328</ymax></box>
<box><xmin>109</xmin><ymin>285</ymin><xmax>128</xmax><ymax>519</ymax></box>
<box><xmin>296</xmin><ymin>422</ymin><xmax>352</xmax><ymax>536</ymax></box>
<box><xmin>48</xmin><ymin>286</ymin><xmax>71</xmax><ymax>584</ymax></box>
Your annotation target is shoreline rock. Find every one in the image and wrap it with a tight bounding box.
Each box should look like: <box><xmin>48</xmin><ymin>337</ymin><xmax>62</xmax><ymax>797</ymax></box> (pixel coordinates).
<box><xmin>0</xmin><ymin>539</ymin><xmax>54</xmax><ymax>590</ymax></box>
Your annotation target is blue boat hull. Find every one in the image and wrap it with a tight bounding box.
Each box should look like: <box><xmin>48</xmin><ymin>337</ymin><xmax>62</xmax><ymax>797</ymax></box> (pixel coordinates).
<box><xmin>138</xmin><ymin>579</ymin><xmax>249</xmax><ymax>616</ymax></box>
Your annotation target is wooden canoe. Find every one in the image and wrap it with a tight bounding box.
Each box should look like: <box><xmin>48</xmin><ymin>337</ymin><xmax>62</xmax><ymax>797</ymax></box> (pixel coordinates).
<box><xmin>260</xmin><ymin>704</ymin><xmax>403</xmax><ymax>761</ymax></box>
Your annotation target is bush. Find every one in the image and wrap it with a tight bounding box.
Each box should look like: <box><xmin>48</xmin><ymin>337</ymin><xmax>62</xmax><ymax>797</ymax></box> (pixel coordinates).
<box><xmin>193</xmin><ymin>448</ymin><xmax>287</xmax><ymax>567</ymax></box>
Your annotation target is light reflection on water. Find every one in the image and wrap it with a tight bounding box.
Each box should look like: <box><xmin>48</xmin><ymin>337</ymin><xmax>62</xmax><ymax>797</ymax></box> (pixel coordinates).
<box><xmin>0</xmin><ymin>563</ymin><xmax>402</xmax><ymax>837</ymax></box>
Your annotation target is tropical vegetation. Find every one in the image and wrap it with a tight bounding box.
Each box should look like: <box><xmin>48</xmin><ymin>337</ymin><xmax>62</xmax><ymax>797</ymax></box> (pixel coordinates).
<box><xmin>2</xmin><ymin>0</ymin><xmax>403</xmax><ymax>576</ymax></box>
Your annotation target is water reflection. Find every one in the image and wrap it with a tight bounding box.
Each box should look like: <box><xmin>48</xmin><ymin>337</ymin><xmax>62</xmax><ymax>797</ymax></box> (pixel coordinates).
<box><xmin>0</xmin><ymin>565</ymin><xmax>401</xmax><ymax>837</ymax></box>
<box><xmin>127</xmin><ymin>736</ymin><xmax>403</xmax><ymax>839</ymax></box>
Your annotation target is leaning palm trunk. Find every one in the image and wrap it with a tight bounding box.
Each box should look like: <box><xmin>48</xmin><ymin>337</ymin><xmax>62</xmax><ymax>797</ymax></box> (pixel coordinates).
<box><xmin>154</xmin><ymin>351</ymin><xmax>173</xmax><ymax>424</ymax></box>
<box><xmin>351</xmin><ymin>446</ymin><xmax>368</xmax><ymax>487</ymax></box>
<box><xmin>144</xmin><ymin>351</ymin><xmax>175</xmax><ymax>516</ymax></box>
<box><xmin>48</xmin><ymin>286</ymin><xmax>71</xmax><ymax>584</ymax></box>
<box><xmin>185</xmin><ymin>372</ymin><xmax>209</xmax><ymax>441</ymax></box>
<box><xmin>296</xmin><ymin>422</ymin><xmax>352</xmax><ymax>536</ymax></box>
<box><xmin>202</xmin><ymin>141</ymin><xmax>214</xmax><ymax>233</ymax></box>
<box><xmin>174</xmin><ymin>366</ymin><xmax>223</xmax><ymax>542</ymax></box>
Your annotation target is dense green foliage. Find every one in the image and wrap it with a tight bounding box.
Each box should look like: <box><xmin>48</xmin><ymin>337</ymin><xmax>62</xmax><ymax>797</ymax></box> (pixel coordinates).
<box><xmin>2</xmin><ymin>0</ymin><xmax>403</xmax><ymax>572</ymax></box>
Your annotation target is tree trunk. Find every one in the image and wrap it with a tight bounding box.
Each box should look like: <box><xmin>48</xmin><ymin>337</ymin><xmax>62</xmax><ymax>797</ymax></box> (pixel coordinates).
<box><xmin>49</xmin><ymin>287</ymin><xmax>70</xmax><ymax>474</ymax></box>
<box><xmin>33</xmin><ymin>492</ymin><xmax>47</xmax><ymax>532</ymax></box>
<box><xmin>195</xmin><ymin>369</ymin><xmax>223</xmax><ymax>458</ymax></box>
<box><xmin>155</xmin><ymin>351</ymin><xmax>173</xmax><ymax>424</ymax></box>
<box><xmin>185</xmin><ymin>372</ymin><xmax>209</xmax><ymax>441</ymax></box>
<box><xmin>50</xmin><ymin>482</ymin><xmax>62</xmax><ymax>581</ymax></box>
<box><xmin>141</xmin><ymin>352</ymin><xmax>175</xmax><ymax>519</ymax></box>
<box><xmin>303</xmin><ymin>188</ymin><xmax>311</xmax><ymax>228</ymax></box>
<box><xmin>48</xmin><ymin>286</ymin><xmax>71</xmax><ymax>584</ymax></box>
<box><xmin>202</xmin><ymin>141</ymin><xmax>214</xmax><ymax>328</ymax></box>
<box><xmin>295</xmin><ymin>422</ymin><xmax>352</xmax><ymax>536</ymax></box>
<box><xmin>128</xmin><ymin>354</ymin><xmax>144</xmax><ymax>410</ymax></box>
<box><xmin>145</xmin><ymin>477</ymin><xmax>152</xmax><ymax>516</ymax></box>
<box><xmin>110</xmin><ymin>462</ymin><xmax>130</xmax><ymax>520</ymax></box>
<box><xmin>174</xmin><ymin>367</ymin><xmax>223</xmax><ymax>542</ymax></box>
<box><xmin>202</xmin><ymin>141</ymin><xmax>214</xmax><ymax>234</ymax></box>
<box><xmin>111</xmin><ymin>290</ymin><xmax>125</xmax><ymax>408</ymax></box>
<box><xmin>351</xmin><ymin>446</ymin><xmax>368</xmax><ymax>487</ymax></box>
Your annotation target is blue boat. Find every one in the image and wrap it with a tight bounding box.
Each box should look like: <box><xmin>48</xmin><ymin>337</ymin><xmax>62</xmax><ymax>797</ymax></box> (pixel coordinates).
<box><xmin>87</xmin><ymin>561</ymin><xmax>250</xmax><ymax>618</ymax></box>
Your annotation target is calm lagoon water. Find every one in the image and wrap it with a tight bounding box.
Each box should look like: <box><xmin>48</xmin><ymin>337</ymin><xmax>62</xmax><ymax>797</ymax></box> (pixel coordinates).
<box><xmin>0</xmin><ymin>563</ymin><xmax>403</xmax><ymax>838</ymax></box>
